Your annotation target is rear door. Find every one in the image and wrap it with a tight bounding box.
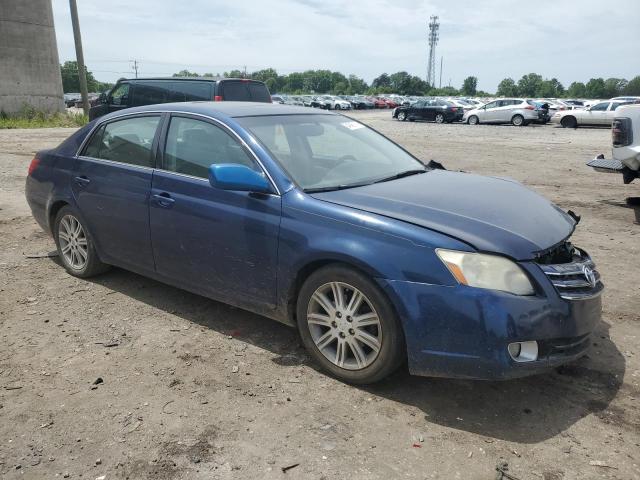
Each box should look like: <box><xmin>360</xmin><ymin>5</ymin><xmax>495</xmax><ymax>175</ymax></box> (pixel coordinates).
<box><xmin>73</xmin><ymin>114</ymin><xmax>162</xmax><ymax>271</ymax></box>
<box><xmin>149</xmin><ymin>114</ymin><xmax>281</xmax><ymax>306</ymax></box>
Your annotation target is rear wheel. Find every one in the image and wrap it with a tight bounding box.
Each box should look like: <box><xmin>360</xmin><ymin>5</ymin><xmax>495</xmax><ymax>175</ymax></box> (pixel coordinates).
<box><xmin>561</xmin><ymin>116</ymin><xmax>577</xmax><ymax>128</ymax></box>
<box><xmin>397</xmin><ymin>111</ymin><xmax>407</xmax><ymax>121</ymax></box>
<box><xmin>435</xmin><ymin>113</ymin><xmax>445</xmax><ymax>124</ymax></box>
<box><xmin>54</xmin><ymin>206</ymin><xmax>109</xmax><ymax>278</ymax></box>
<box><xmin>468</xmin><ymin>115</ymin><xmax>479</xmax><ymax>125</ymax></box>
<box><xmin>296</xmin><ymin>265</ymin><xmax>405</xmax><ymax>384</ymax></box>
<box><xmin>511</xmin><ymin>114</ymin><xmax>525</xmax><ymax>126</ymax></box>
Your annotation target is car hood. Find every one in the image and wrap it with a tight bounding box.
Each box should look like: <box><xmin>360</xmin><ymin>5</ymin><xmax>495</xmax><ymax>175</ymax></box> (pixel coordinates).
<box><xmin>310</xmin><ymin>170</ymin><xmax>575</xmax><ymax>260</ymax></box>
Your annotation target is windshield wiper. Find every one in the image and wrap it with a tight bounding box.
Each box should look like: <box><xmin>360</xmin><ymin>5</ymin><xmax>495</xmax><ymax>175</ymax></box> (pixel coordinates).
<box><xmin>304</xmin><ymin>183</ymin><xmax>370</xmax><ymax>193</ymax></box>
<box><xmin>372</xmin><ymin>168</ymin><xmax>427</xmax><ymax>184</ymax></box>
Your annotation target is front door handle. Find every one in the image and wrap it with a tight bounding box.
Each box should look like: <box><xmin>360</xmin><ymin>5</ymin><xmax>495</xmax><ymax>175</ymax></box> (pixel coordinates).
<box><xmin>152</xmin><ymin>192</ymin><xmax>175</xmax><ymax>208</ymax></box>
<box><xmin>74</xmin><ymin>176</ymin><xmax>90</xmax><ymax>187</ymax></box>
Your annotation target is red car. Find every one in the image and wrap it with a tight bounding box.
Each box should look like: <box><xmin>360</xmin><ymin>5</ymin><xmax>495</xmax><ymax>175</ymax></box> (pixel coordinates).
<box><xmin>366</xmin><ymin>96</ymin><xmax>388</xmax><ymax>108</ymax></box>
<box><xmin>380</xmin><ymin>98</ymin><xmax>398</xmax><ymax>108</ymax></box>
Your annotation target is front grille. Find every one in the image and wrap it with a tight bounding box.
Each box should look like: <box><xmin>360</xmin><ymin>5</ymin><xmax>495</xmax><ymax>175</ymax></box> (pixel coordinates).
<box><xmin>538</xmin><ymin>248</ymin><xmax>603</xmax><ymax>300</ymax></box>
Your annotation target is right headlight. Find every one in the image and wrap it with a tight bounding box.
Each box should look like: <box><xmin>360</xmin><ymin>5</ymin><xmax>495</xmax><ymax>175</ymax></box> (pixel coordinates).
<box><xmin>436</xmin><ymin>249</ymin><xmax>535</xmax><ymax>296</ymax></box>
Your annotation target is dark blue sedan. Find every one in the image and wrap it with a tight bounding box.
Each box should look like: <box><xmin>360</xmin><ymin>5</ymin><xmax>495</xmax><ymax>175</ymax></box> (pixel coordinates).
<box><xmin>25</xmin><ymin>102</ymin><xmax>603</xmax><ymax>383</ymax></box>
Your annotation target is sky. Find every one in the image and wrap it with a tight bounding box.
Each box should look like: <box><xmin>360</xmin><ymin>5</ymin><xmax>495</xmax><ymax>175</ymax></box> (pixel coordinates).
<box><xmin>51</xmin><ymin>0</ymin><xmax>640</xmax><ymax>92</ymax></box>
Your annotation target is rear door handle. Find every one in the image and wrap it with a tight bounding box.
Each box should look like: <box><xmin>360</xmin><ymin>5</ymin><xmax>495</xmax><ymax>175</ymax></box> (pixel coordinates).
<box><xmin>152</xmin><ymin>192</ymin><xmax>175</xmax><ymax>208</ymax></box>
<box><xmin>74</xmin><ymin>176</ymin><xmax>90</xmax><ymax>187</ymax></box>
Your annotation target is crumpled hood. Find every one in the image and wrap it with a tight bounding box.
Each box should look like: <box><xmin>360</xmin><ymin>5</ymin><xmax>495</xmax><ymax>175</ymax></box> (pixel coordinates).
<box><xmin>311</xmin><ymin>170</ymin><xmax>575</xmax><ymax>260</ymax></box>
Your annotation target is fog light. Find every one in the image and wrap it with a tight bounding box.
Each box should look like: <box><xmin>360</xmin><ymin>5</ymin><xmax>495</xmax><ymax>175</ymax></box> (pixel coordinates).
<box><xmin>508</xmin><ymin>341</ymin><xmax>538</xmax><ymax>362</ymax></box>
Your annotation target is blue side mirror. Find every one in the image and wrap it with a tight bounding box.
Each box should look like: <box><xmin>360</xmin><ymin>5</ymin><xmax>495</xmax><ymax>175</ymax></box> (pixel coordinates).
<box><xmin>208</xmin><ymin>164</ymin><xmax>272</xmax><ymax>193</ymax></box>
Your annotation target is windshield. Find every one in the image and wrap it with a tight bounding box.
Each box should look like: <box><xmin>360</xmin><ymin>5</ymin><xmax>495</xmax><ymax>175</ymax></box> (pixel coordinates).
<box><xmin>237</xmin><ymin>114</ymin><xmax>424</xmax><ymax>192</ymax></box>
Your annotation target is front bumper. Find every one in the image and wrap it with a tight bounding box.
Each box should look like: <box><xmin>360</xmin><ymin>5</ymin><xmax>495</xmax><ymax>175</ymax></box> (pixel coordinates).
<box><xmin>378</xmin><ymin>262</ymin><xmax>602</xmax><ymax>380</ymax></box>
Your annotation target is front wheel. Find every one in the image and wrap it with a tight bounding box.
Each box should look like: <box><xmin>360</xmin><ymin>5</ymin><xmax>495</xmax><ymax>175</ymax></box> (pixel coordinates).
<box><xmin>296</xmin><ymin>265</ymin><xmax>405</xmax><ymax>384</ymax></box>
<box><xmin>468</xmin><ymin>115</ymin><xmax>479</xmax><ymax>125</ymax></box>
<box><xmin>435</xmin><ymin>113</ymin><xmax>445</xmax><ymax>124</ymax></box>
<box><xmin>54</xmin><ymin>206</ymin><xmax>109</xmax><ymax>278</ymax></box>
<box><xmin>397</xmin><ymin>111</ymin><xmax>407</xmax><ymax>121</ymax></box>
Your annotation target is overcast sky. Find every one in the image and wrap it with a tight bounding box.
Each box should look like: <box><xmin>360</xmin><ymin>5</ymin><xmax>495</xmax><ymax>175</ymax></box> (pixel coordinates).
<box><xmin>51</xmin><ymin>0</ymin><xmax>640</xmax><ymax>91</ymax></box>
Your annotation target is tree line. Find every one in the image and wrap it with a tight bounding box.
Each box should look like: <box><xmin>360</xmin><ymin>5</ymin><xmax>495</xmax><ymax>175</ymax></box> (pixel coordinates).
<box><xmin>61</xmin><ymin>61</ymin><xmax>640</xmax><ymax>99</ymax></box>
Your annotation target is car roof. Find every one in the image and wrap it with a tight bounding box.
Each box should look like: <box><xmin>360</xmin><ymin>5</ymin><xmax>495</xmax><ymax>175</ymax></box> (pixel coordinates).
<box><xmin>117</xmin><ymin>77</ymin><xmax>263</xmax><ymax>83</ymax></box>
<box><xmin>100</xmin><ymin>101</ymin><xmax>335</xmax><ymax>120</ymax></box>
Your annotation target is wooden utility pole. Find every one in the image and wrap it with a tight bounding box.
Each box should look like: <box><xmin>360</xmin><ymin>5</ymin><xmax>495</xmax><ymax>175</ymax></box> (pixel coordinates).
<box><xmin>69</xmin><ymin>0</ymin><xmax>89</xmax><ymax>115</ymax></box>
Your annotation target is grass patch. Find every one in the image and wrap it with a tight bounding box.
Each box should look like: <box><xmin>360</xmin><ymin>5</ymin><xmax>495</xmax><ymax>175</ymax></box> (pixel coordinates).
<box><xmin>0</xmin><ymin>106</ymin><xmax>88</xmax><ymax>129</ymax></box>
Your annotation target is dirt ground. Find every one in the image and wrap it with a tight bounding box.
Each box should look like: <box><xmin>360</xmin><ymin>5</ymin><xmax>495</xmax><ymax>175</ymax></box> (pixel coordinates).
<box><xmin>1</xmin><ymin>110</ymin><xmax>639</xmax><ymax>480</ymax></box>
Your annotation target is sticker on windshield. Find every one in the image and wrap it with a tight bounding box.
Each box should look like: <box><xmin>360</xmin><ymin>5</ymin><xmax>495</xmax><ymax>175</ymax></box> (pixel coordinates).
<box><xmin>341</xmin><ymin>121</ymin><xmax>365</xmax><ymax>130</ymax></box>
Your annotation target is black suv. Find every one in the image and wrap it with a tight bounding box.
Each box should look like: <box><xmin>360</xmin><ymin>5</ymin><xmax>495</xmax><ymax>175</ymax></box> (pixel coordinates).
<box><xmin>89</xmin><ymin>77</ymin><xmax>271</xmax><ymax>120</ymax></box>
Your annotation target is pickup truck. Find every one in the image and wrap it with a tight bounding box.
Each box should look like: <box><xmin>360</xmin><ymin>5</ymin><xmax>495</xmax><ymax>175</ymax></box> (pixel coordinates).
<box><xmin>587</xmin><ymin>104</ymin><xmax>640</xmax><ymax>218</ymax></box>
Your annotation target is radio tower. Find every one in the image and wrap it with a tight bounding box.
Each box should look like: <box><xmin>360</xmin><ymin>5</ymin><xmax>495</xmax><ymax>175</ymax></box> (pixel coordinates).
<box><xmin>427</xmin><ymin>15</ymin><xmax>440</xmax><ymax>87</ymax></box>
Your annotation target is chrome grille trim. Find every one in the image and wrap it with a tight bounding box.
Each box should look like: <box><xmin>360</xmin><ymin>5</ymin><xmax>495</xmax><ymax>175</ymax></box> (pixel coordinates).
<box><xmin>538</xmin><ymin>248</ymin><xmax>604</xmax><ymax>301</ymax></box>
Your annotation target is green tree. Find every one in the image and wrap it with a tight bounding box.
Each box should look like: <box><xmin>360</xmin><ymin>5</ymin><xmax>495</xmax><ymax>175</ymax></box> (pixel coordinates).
<box><xmin>517</xmin><ymin>73</ymin><xmax>543</xmax><ymax>97</ymax></box>
<box><xmin>372</xmin><ymin>73</ymin><xmax>391</xmax><ymax>89</ymax></box>
<box><xmin>461</xmin><ymin>76</ymin><xmax>478</xmax><ymax>96</ymax></box>
<box><xmin>585</xmin><ymin>78</ymin><xmax>605</xmax><ymax>98</ymax></box>
<box><xmin>172</xmin><ymin>69</ymin><xmax>200</xmax><ymax>77</ymax></box>
<box><xmin>537</xmin><ymin>78</ymin><xmax>564</xmax><ymax>98</ymax></box>
<box><xmin>496</xmin><ymin>78</ymin><xmax>518</xmax><ymax>97</ymax></box>
<box><xmin>624</xmin><ymin>76</ymin><xmax>640</xmax><ymax>95</ymax></box>
<box><xmin>427</xmin><ymin>86</ymin><xmax>459</xmax><ymax>96</ymax></box>
<box><xmin>566</xmin><ymin>81</ymin><xmax>586</xmax><ymax>98</ymax></box>
<box><xmin>603</xmin><ymin>78</ymin><xmax>627</xmax><ymax>98</ymax></box>
<box><xmin>60</xmin><ymin>61</ymin><xmax>109</xmax><ymax>93</ymax></box>
<box><xmin>347</xmin><ymin>74</ymin><xmax>368</xmax><ymax>94</ymax></box>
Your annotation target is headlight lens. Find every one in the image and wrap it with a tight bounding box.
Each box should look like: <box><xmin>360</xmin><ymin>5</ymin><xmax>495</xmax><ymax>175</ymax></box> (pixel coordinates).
<box><xmin>436</xmin><ymin>249</ymin><xmax>535</xmax><ymax>295</ymax></box>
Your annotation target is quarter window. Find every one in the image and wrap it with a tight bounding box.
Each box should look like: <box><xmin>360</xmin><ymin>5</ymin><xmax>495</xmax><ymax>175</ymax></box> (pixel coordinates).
<box><xmin>163</xmin><ymin>116</ymin><xmax>256</xmax><ymax>179</ymax></box>
<box><xmin>82</xmin><ymin>116</ymin><xmax>161</xmax><ymax>167</ymax></box>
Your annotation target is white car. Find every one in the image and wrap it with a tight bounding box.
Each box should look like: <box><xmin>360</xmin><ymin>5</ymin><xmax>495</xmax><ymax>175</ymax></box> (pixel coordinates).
<box><xmin>321</xmin><ymin>95</ymin><xmax>351</xmax><ymax>110</ymax></box>
<box><xmin>463</xmin><ymin>98</ymin><xmax>541</xmax><ymax>126</ymax></box>
<box><xmin>551</xmin><ymin>100</ymin><xmax>634</xmax><ymax>128</ymax></box>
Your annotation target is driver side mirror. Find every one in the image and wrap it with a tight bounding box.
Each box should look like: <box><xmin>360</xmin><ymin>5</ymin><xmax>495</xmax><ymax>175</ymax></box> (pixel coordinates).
<box><xmin>209</xmin><ymin>164</ymin><xmax>272</xmax><ymax>193</ymax></box>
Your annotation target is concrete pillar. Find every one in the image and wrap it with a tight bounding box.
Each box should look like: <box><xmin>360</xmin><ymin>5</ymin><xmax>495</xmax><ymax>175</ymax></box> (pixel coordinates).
<box><xmin>0</xmin><ymin>0</ymin><xmax>64</xmax><ymax>114</ymax></box>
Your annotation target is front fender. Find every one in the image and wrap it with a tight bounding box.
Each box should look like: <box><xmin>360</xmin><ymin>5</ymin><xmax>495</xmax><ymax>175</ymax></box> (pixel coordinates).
<box><xmin>276</xmin><ymin>189</ymin><xmax>473</xmax><ymax>315</ymax></box>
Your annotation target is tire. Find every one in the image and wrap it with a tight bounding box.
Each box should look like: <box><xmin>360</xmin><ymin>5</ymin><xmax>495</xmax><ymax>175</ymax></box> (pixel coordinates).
<box><xmin>561</xmin><ymin>116</ymin><xmax>577</xmax><ymax>128</ymax></box>
<box><xmin>53</xmin><ymin>205</ymin><xmax>109</xmax><ymax>278</ymax></box>
<box><xmin>468</xmin><ymin>115</ymin><xmax>479</xmax><ymax>125</ymax></box>
<box><xmin>296</xmin><ymin>264</ymin><xmax>405</xmax><ymax>384</ymax></box>
<box><xmin>435</xmin><ymin>113</ymin><xmax>445</xmax><ymax>124</ymax></box>
<box><xmin>397</xmin><ymin>111</ymin><xmax>407</xmax><ymax>121</ymax></box>
<box><xmin>511</xmin><ymin>114</ymin><xmax>525</xmax><ymax>126</ymax></box>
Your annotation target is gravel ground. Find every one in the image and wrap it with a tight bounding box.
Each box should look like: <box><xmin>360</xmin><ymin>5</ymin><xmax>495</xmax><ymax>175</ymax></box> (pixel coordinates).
<box><xmin>0</xmin><ymin>111</ymin><xmax>639</xmax><ymax>480</ymax></box>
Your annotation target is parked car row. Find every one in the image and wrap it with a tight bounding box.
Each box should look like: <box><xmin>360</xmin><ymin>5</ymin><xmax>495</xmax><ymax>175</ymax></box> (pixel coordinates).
<box><xmin>390</xmin><ymin>95</ymin><xmax>639</xmax><ymax>128</ymax></box>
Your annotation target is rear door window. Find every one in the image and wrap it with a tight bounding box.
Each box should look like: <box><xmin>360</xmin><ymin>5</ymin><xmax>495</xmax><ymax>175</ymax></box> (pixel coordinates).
<box><xmin>82</xmin><ymin>116</ymin><xmax>161</xmax><ymax>167</ymax></box>
<box><xmin>168</xmin><ymin>81</ymin><xmax>213</xmax><ymax>102</ymax></box>
<box><xmin>131</xmin><ymin>82</ymin><xmax>168</xmax><ymax>106</ymax></box>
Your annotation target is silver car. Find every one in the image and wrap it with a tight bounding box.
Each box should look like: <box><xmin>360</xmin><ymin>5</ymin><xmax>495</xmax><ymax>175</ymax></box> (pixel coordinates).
<box><xmin>464</xmin><ymin>98</ymin><xmax>540</xmax><ymax>126</ymax></box>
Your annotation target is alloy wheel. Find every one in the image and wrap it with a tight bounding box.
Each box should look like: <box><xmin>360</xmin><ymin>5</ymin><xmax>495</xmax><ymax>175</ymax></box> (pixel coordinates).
<box><xmin>435</xmin><ymin>113</ymin><xmax>445</xmax><ymax>123</ymax></box>
<box><xmin>306</xmin><ymin>281</ymin><xmax>382</xmax><ymax>370</ymax></box>
<box><xmin>58</xmin><ymin>214</ymin><xmax>88</xmax><ymax>270</ymax></box>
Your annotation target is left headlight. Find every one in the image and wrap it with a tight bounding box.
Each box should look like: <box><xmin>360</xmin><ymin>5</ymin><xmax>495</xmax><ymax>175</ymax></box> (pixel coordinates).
<box><xmin>436</xmin><ymin>249</ymin><xmax>535</xmax><ymax>296</ymax></box>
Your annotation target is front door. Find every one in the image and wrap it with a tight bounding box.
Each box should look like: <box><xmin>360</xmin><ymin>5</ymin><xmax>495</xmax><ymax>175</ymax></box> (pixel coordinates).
<box><xmin>72</xmin><ymin>114</ymin><xmax>162</xmax><ymax>271</ymax></box>
<box><xmin>149</xmin><ymin>114</ymin><xmax>281</xmax><ymax>307</ymax></box>
<box><xmin>585</xmin><ymin>102</ymin><xmax>609</xmax><ymax>125</ymax></box>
